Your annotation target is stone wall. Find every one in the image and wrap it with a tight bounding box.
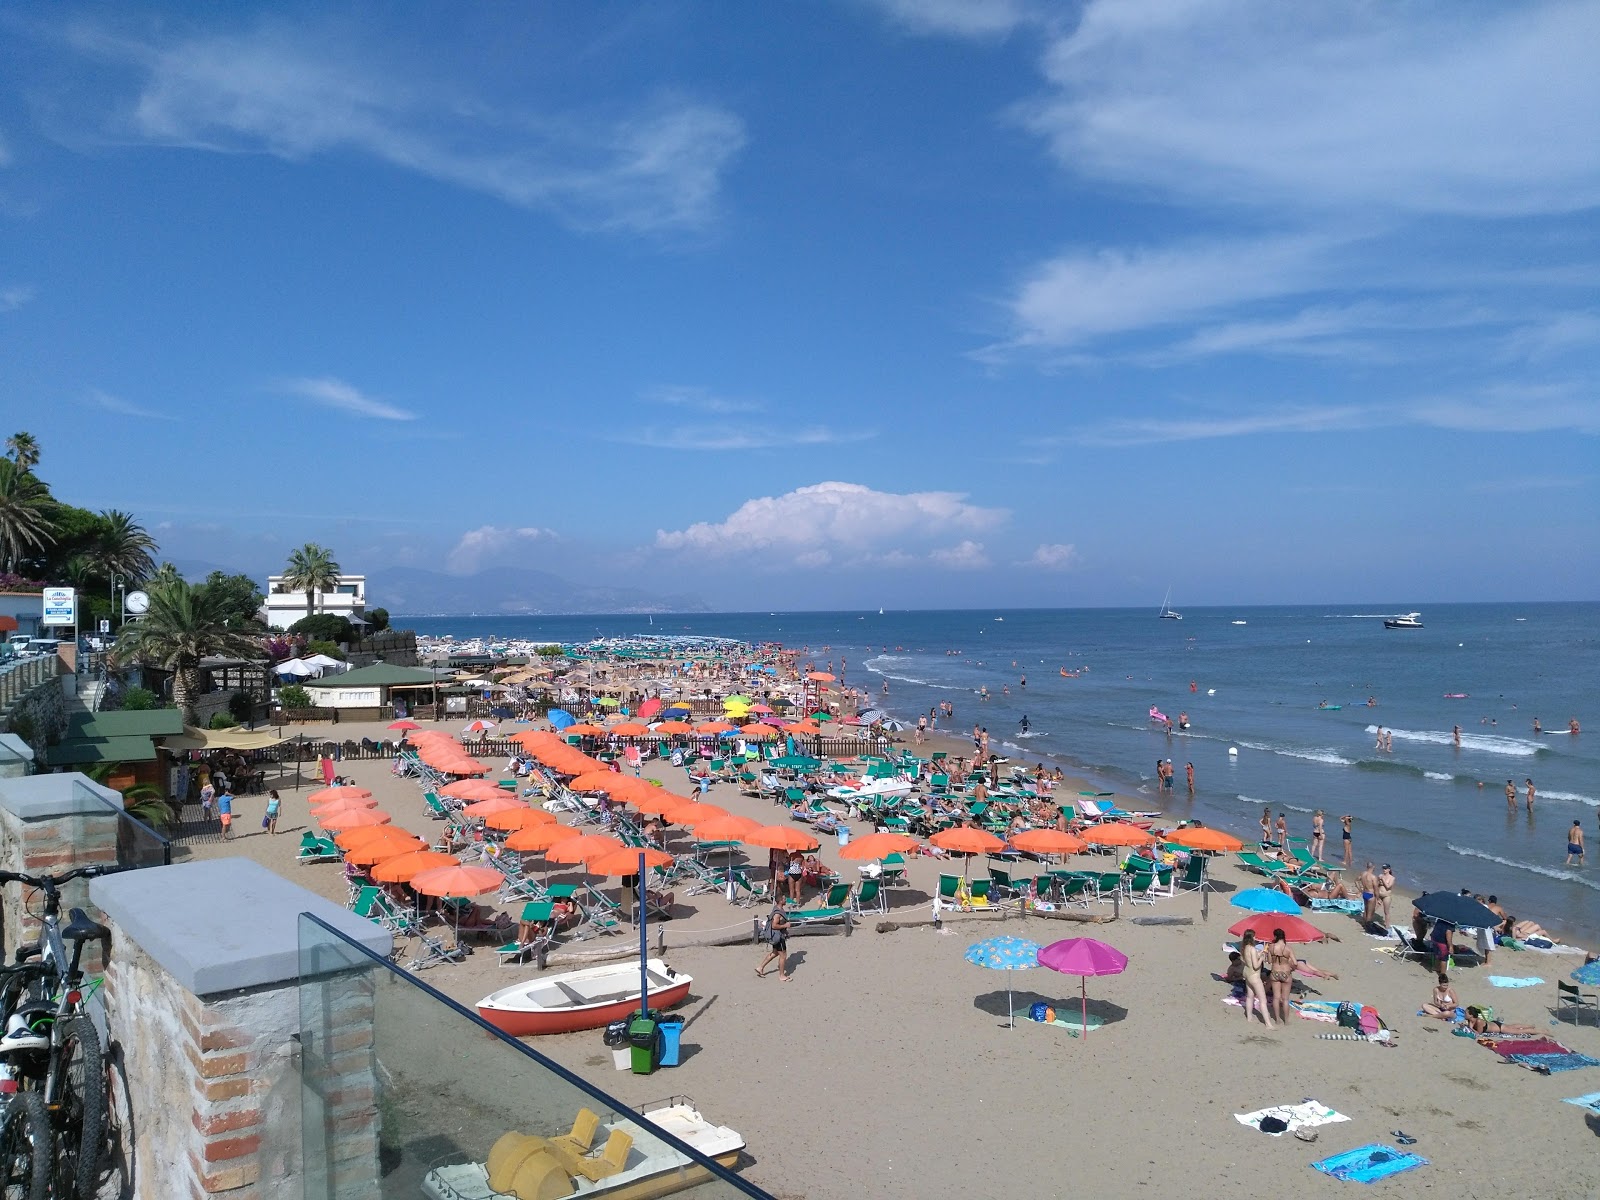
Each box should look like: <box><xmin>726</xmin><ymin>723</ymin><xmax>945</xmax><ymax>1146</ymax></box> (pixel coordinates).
<box><xmin>0</xmin><ymin>672</ymin><xmax>70</xmax><ymax>763</ymax></box>
<box><xmin>0</xmin><ymin>773</ymin><xmax>122</xmax><ymax>959</ymax></box>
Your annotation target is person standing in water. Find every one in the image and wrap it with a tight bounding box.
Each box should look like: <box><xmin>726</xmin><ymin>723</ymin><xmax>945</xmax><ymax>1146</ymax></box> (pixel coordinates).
<box><xmin>1341</xmin><ymin>814</ymin><xmax>1354</xmax><ymax>868</ymax></box>
<box><xmin>1566</xmin><ymin>821</ymin><xmax>1585</xmax><ymax>866</ymax></box>
<box><xmin>1526</xmin><ymin>778</ymin><xmax>1536</xmax><ymax>811</ymax></box>
<box><xmin>1505</xmin><ymin>780</ymin><xmax>1517</xmax><ymax>811</ymax></box>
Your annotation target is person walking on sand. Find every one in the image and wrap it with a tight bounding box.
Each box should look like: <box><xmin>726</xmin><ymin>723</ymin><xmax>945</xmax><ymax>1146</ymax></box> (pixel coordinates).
<box><xmin>217</xmin><ymin>788</ymin><xmax>234</xmax><ymax>840</ymax></box>
<box><xmin>199</xmin><ymin>779</ymin><xmax>215</xmax><ymax>825</ymax></box>
<box><xmin>1238</xmin><ymin>930</ymin><xmax>1273</xmax><ymax>1028</ymax></box>
<box><xmin>756</xmin><ymin>895</ymin><xmax>792</xmax><ymax>981</ymax></box>
<box><xmin>1260</xmin><ymin>807</ymin><xmax>1273</xmax><ymax>848</ymax></box>
<box><xmin>1266</xmin><ymin>927</ymin><xmax>1297</xmax><ymax>1025</ymax></box>
<box><xmin>1311</xmin><ymin>810</ymin><xmax>1326</xmax><ymax>862</ymax></box>
<box><xmin>264</xmin><ymin>789</ymin><xmax>281</xmax><ymax>836</ymax></box>
<box><xmin>1341</xmin><ymin>814</ymin><xmax>1353</xmax><ymax>867</ymax></box>
<box><xmin>1566</xmin><ymin>821</ymin><xmax>1586</xmax><ymax>866</ymax></box>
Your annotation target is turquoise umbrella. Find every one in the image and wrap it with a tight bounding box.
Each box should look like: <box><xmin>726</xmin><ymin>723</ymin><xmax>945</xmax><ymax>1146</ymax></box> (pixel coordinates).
<box><xmin>965</xmin><ymin>936</ymin><xmax>1043</xmax><ymax>1029</ymax></box>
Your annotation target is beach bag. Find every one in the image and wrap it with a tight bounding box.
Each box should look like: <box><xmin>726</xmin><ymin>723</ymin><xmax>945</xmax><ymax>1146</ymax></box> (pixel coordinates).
<box><xmin>1358</xmin><ymin>1005</ymin><xmax>1382</xmax><ymax>1036</ymax></box>
<box><xmin>1336</xmin><ymin>1002</ymin><xmax>1360</xmax><ymax>1030</ymax></box>
<box><xmin>603</xmin><ymin>1020</ymin><xmax>629</xmax><ymax>1047</ymax></box>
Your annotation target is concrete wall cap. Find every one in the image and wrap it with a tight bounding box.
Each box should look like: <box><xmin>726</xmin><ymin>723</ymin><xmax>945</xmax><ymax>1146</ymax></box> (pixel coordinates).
<box><xmin>91</xmin><ymin>859</ymin><xmax>393</xmax><ymax>996</ymax></box>
<box><xmin>0</xmin><ymin>773</ymin><xmax>121</xmax><ymax>819</ymax></box>
<box><xmin>0</xmin><ymin>734</ymin><xmax>35</xmax><ymax>764</ymax></box>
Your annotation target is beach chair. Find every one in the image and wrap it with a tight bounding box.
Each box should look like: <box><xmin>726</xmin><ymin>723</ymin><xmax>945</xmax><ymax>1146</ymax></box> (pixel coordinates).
<box><xmin>937</xmin><ymin>874</ymin><xmax>964</xmax><ymax>912</ymax></box>
<box><xmin>879</xmin><ymin>853</ymin><xmax>908</xmax><ymax>888</ymax></box>
<box><xmin>967</xmin><ymin>878</ymin><xmax>996</xmax><ymax>909</ymax></box>
<box><xmin>821</xmin><ymin>883</ymin><xmax>852</xmax><ymax>910</ymax></box>
<box><xmin>1289</xmin><ymin>846</ymin><xmax>1336</xmax><ymax>877</ymax></box>
<box><xmin>1236</xmin><ymin>852</ymin><xmax>1291</xmax><ymax>877</ymax></box>
<box><xmin>1052</xmin><ymin>875</ymin><xmax>1091</xmax><ymax>908</ymax></box>
<box><xmin>1382</xmin><ymin>924</ymin><xmax>1429</xmax><ymax>963</ymax></box>
<box><xmin>727</xmin><ymin>868</ymin><xmax>772</xmax><ymax>908</ymax></box>
<box><xmin>496</xmin><ymin>902</ymin><xmax>554</xmax><ymax>966</ymax></box>
<box><xmin>1557</xmin><ymin>980</ymin><xmax>1600</xmax><ymax>1025</ymax></box>
<box><xmin>852</xmin><ymin>878</ymin><xmax>885</xmax><ymax>915</ymax></box>
<box><xmin>787</xmin><ymin>904</ymin><xmax>851</xmax><ymax>932</ymax></box>
<box><xmin>1174</xmin><ymin>856</ymin><xmax>1210</xmax><ymax>894</ymax></box>
<box><xmin>297</xmin><ymin>832</ymin><xmax>340</xmax><ymax>864</ymax></box>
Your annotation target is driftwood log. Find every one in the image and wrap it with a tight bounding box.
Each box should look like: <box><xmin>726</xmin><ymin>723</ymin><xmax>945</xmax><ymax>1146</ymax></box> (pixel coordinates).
<box><xmin>875</xmin><ymin>908</ymin><xmax>1115</xmax><ymax>934</ymax></box>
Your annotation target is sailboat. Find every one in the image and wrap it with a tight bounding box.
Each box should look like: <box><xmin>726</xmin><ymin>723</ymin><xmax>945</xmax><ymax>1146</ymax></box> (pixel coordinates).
<box><xmin>1159</xmin><ymin>588</ymin><xmax>1182</xmax><ymax>621</ymax></box>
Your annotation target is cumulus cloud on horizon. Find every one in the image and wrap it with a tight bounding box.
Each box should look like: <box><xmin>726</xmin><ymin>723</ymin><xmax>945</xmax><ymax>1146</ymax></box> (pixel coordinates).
<box><xmin>447</xmin><ymin>524</ymin><xmax>559</xmax><ymax>574</ymax></box>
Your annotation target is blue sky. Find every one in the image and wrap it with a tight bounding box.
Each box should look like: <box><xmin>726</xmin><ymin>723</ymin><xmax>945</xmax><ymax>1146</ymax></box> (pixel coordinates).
<box><xmin>2</xmin><ymin>1</ymin><xmax>1596</xmax><ymax>610</ymax></box>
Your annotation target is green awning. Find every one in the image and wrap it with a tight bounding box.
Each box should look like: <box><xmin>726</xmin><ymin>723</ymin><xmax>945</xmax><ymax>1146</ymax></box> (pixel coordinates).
<box><xmin>302</xmin><ymin>663</ymin><xmax>438</xmax><ymax>689</ymax></box>
<box><xmin>65</xmin><ymin>710</ymin><xmax>185</xmax><ymax>739</ymax></box>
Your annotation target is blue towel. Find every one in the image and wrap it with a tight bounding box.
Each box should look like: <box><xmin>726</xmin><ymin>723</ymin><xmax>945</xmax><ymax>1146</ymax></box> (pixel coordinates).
<box><xmin>1310</xmin><ymin>898</ymin><xmax>1363</xmax><ymax>913</ymax></box>
<box><xmin>1488</xmin><ymin>975</ymin><xmax>1544</xmax><ymax>988</ymax></box>
<box><xmin>1510</xmin><ymin>1051</ymin><xmax>1600</xmax><ymax>1073</ymax></box>
<box><xmin>1312</xmin><ymin>1145</ymin><xmax>1428</xmax><ymax>1183</ymax></box>
<box><xmin>1561</xmin><ymin>1091</ymin><xmax>1600</xmax><ymax>1111</ymax></box>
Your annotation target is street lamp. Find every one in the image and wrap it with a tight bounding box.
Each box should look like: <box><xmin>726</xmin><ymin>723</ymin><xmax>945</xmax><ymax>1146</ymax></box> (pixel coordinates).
<box><xmin>110</xmin><ymin>573</ymin><xmax>126</xmax><ymax>635</ymax></box>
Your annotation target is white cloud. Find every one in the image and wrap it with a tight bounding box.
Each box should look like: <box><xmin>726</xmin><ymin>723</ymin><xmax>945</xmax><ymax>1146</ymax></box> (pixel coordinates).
<box><xmin>279</xmin><ymin>376</ymin><xmax>417</xmax><ymax>421</ymax></box>
<box><xmin>998</xmin><ymin>235</ymin><xmax>1329</xmax><ymax>351</ymax></box>
<box><xmin>619</xmin><ymin>425</ymin><xmax>874</xmax><ymax>452</ymax></box>
<box><xmin>868</xmin><ymin>0</ymin><xmax>1039</xmax><ymax>38</ymax></box>
<box><xmin>0</xmin><ymin>285</ymin><xmax>32</xmax><ymax>312</ymax></box>
<box><xmin>654</xmin><ymin>481</ymin><xmax>1007</xmax><ymax>561</ymax></box>
<box><xmin>929</xmin><ymin>540</ymin><xmax>990</xmax><ymax>570</ymax></box>
<box><xmin>66</xmin><ymin>23</ymin><xmax>745</xmax><ymax>234</ymax></box>
<box><xmin>1023</xmin><ymin>542</ymin><xmax>1077</xmax><ymax>569</ymax></box>
<box><xmin>1021</xmin><ymin>0</ymin><xmax>1600</xmax><ymax>218</ymax></box>
<box><xmin>447</xmin><ymin>525</ymin><xmax>559</xmax><ymax>574</ymax></box>
<box><xmin>85</xmin><ymin>386</ymin><xmax>174</xmax><ymax>420</ymax></box>
<box><xmin>643</xmin><ymin>385</ymin><xmax>764</xmax><ymax>415</ymax></box>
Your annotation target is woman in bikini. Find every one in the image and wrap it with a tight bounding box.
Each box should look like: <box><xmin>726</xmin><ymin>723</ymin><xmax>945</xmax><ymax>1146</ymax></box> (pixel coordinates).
<box><xmin>1266</xmin><ymin>928</ymin><xmax>1297</xmax><ymax>1025</ymax></box>
<box><xmin>1238</xmin><ymin>930</ymin><xmax>1273</xmax><ymax>1028</ymax></box>
<box><xmin>1421</xmin><ymin>972</ymin><xmax>1457</xmax><ymax>1019</ymax></box>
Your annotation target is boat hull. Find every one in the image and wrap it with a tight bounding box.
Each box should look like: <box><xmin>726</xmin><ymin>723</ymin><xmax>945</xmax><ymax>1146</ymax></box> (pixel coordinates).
<box><xmin>478</xmin><ymin>960</ymin><xmax>692</xmax><ymax>1037</ymax></box>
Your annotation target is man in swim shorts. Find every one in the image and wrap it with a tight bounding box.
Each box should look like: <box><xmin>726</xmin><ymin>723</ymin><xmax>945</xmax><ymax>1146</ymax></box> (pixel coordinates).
<box><xmin>1359</xmin><ymin>862</ymin><xmax>1378</xmax><ymax>925</ymax></box>
<box><xmin>1566</xmin><ymin>820</ymin><xmax>1585</xmax><ymax>866</ymax></box>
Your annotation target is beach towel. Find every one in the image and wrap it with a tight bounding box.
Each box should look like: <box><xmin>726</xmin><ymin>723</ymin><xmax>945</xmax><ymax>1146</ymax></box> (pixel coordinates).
<box><xmin>1292</xmin><ymin>999</ymin><xmax>1342</xmax><ymax>1024</ymax></box>
<box><xmin>1509</xmin><ymin>1052</ymin><xmax>1600</xmax><ymax>1073</ymax></box>
<box><xmin>1312</xmin><ymin>1144</ymin><xmax>1428</xmax><ymax>1184</ymax></box>
<box><xmin>1235</xmin><ymin>1099</ymin><xmax>1349</xmax><ymax>1136</ymax></box>
<box><xmin>1560</xmin><ymin>1091</ymin><xmax>1600</xmax><ymax>1112</ymax></box>
<box><xmin>1487</xmin><ymin>975</ymin><xmax>1544</xmax><ymax>987</ymax></box>
<box><xmin>1490</xmin><ymin>1038</ymin><xmax>1571</xmax><ymax>1058</ymax></box>
<box><xmin>1310</xmin><ymin>898</ymin><xmax>1363</xmax><ymax>913</ymax></box>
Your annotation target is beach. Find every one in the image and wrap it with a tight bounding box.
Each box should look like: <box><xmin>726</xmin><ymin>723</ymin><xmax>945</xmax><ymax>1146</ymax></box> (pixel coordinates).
<box><xmin>181</xmin><ymin>701</ymin><xmax>1600</xmax><ymax>1199</ymax></box>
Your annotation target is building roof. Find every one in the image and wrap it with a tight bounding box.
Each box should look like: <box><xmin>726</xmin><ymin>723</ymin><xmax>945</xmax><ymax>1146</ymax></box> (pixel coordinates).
<box><xmin>162</xmin><ymin>726</ymin><xmax>288</xmax><ymax>753</ymax></box>
<box><xmin>302</xmin><ymin>662</ymin><xmax>436</xmax><ymax>689</ymax></box>
<box><xmin>65</xmin><ymin>710</ymin><xmax>186</xmax><ymax>739</ymax></box>
<box><xmin>46</xmin><ymin>735</ymin><xmax>160</xmax><ymax>766</ymax></box>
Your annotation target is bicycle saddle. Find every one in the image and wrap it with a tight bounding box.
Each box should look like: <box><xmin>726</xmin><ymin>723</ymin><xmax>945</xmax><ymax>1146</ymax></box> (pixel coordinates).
<box><xmin>61</xmin><ymin>909</ymin><xmax>110</xmax><ymax>944</ymax></box>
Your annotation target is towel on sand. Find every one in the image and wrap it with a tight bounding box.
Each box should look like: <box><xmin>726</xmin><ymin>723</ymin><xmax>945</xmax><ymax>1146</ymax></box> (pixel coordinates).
<box><xmin>1312</xmin><ymin>1145</ymin><xmax>1428</xmax><ymax>1183</ymax></box>
<box><xmin>1310</xmin><ymin>898</ymin><xmax>1363</xmax><ymax>913</ymax></box>
<box><xmin>1510</xmin><ymin>1052</ymin><xmax>1600</xmax><ymax>1073</ymax></box>
<box><xmin>1488</xmin><ymin>975</ymin><xmax>1544</xmax><ymax>987</ymax></box>
<box><xmin>1292</xmin><ymin>999</ymin><xmax>1342</xmax><ymax>1024</ymax></box>
<box><xmin>1560</xmin><ymin>1091</ymin><xmax>1600</xmax><ymax>1112</ymax></box>
<box><xmin>1235</xmin><ymin>1100</ymin><xmax>1349</xmax><ymax>1136</ymax></box>
<box><xmin>1490</xmin><ymin>1038</ymin><xmax>1571</xmax><ymax>1057</ymax></box>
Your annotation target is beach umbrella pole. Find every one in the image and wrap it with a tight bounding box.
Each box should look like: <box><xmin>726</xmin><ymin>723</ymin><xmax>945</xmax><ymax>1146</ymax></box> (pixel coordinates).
<box><xmin>638</xmin><ymin>849</ymin><xmax>649</xmax><ymax>1019</ymax></box>
<box><xmin>1081</xmin><ymin>978</ymin><xmax>1088</xmax><ymax>1039</ymax></box>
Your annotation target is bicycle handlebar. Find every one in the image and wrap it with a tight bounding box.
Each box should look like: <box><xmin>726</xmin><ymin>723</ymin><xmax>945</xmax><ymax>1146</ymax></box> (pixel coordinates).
<box><xmin>0</xmin><ymin>865</ymin><xmax>132</xmax><ymax>893</ymax></box>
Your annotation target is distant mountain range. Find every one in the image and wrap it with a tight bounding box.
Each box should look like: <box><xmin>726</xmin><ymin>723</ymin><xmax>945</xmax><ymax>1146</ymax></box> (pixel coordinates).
<box><xmin>371</xmin><ymin>566</ymin><xmax>709</xmax><ymax>617</ymax></box>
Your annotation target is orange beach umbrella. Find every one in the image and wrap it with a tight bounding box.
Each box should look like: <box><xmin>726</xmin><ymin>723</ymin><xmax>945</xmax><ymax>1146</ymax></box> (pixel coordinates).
<box><xmin>484</xmin><ymin>808</ymin><xmax>556</xmax><ymax>832</ymax></box>
<box><xmin>654</xmin><ymin>721</ymin><xmax>693</xmax><ymax>735</ymax></box>
<box><xmin>586</xmin><ymin>847</ymin><xmax>675</xmax><ymax>876</ymax></box>
<box><xmin>441</xmin><ymin>779</ymin><xmax>508</xmax><ymax>802</ymax></box>
<box><xmin>545</xmin><ymin>834</ymin><xmax>626</xmax><ymax>865</ymax></box>
<box><xmin>506</xmin><ymin>824</ymin><xmax>583</xmax><ymax>853</ymax></box>
<box><xmin>739</xmin><ymin>723</ymin><xmax>778</xmax><ymax>740</ymax></box>
<box><xmin>463</xmin><ymin>795</ymin><xmax>530</xmax><ymax>818</ymax></box>
<box><xmin>1081</xmin><ymin>823</ymin><xmax>1153</xmax><ymax>848</ymax></box>
<box><xmin>344</xmin><ymin>833</ymin><xmax>428</xmax><ymax>866</ymax></box>
<box><xmin>409</xmin><ymin>864</ymin><xmax>503</xmax><ymax>899</ymax></box>
<box><xmin>1010</xmin><ymin>829</ymin><xmax>1087</xmax><ymax>856</ymax></box>
<box><xmin>319</xmin><ymin>808</ymin><xmax>392</xmax><ymax>832</ymax></box>
<box><xmin>307</xmin><ymin>786</ymin><xmax>373</xmax><ymax>805</ymax></box>
<box><xmin>838</xmin><ymin>831</ymin><xmax>922</xmax><ymax>861</ymax></box>
<box><xmin>370</xmin><ymin>850</ymin><xmax>458</xmax><ymax>884</ymax></box>
<box><xmin>687</xmin><ymin>813</ymin><xmax>759</xmax><ymax>841</ymax></box>
<box><xmin>1168</xmin><ymin>827</ymin><xmax>1245</xmax><ymax>852</ymax></box>
<box><xmin>335</xmin><ymin>824</ymin><xmax>411</xmax><ymax>851</ymax></box>
<box><xmin>930</xmin><ymin>828</ymin><xmax>1006</xmax><ymax>856</ymax></box>
<box><xmin>742</xmin><ymin>826</ymin><xmax>820</xmax><ymax>852</ymax></box>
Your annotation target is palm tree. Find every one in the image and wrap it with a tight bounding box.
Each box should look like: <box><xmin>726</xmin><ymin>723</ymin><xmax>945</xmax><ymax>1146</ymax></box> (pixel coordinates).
<box><xmin>110</xmin><ymin>578</ymin><xmax>262</xmax><ymax>725</ymax></box>
<box><xmin>0</xmin><ymin>458</ymin><xmax>56</xmax><ymax>572</ymax></box>
<box><xmin>5</xmin><ymin>432</ymin><xmax>39</xmax><ymax>472</ymax></box>
<box><xmin>281</xmin><ymin>543</ymin><xmax>341</xmax><ymax>621</ymax></box>
<box><xmin>84</xmin><ymin>762</ymin><xmax>177</xmax><ymax>832</ymax></box>
<box><xmin>92</xmin><ymin>509</ymin><xmax>158</xmax><ymax>583</ymax></box>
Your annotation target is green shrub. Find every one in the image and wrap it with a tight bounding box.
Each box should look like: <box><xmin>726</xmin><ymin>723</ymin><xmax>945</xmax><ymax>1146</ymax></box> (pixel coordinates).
<box><xmin>208</xmin><ymin>712</ymin><xmax>239</xmax><ymax>730</ymax></box>
<box><xmin>305</xmin><ymin>639</ymin><xmax>347</xmax><ymax>661</ymax></box>
<box><xmin>121</xmin><ymin>686</ymin><xmax>159</xmax><ymax>711</ymax></box>
<box><xmin>279</xmin><ymin>684</ymin><xmax>314</xmax><ymax>709</ymax></box>
<box><xmin>536</xmin><ymin>644</ymin><xmax>565</xmax><ymax>658</ymax></box>
<box><xmin>227</xmin><ymin>691</ymin><xmax>255</xmax><ymax>722</ymax></box>
<box><xmin>366</xmin><ymin>608</ymin><xmax>390</xmax><ymax>633</ymax></box>
<box><xmin>288</xmin><ymin>614</ymin><xmax>353</xmax><ymax>644</ymax></box>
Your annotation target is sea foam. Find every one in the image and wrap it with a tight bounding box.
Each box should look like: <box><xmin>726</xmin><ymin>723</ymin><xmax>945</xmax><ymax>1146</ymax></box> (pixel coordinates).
<box><xmin>1447</xmin><ymin>844</ymin><xmax>1600</xmax><ymax>892</ymax></box>
<box><xmin>1368</xmin><ymin>726</ymin><xmax>1542</xmax><ymax>757</ymax></box>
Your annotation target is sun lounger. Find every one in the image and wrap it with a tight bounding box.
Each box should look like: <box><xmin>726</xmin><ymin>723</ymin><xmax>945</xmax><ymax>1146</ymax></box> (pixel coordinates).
<box><xmin>852</xmin><ymin>878</ymin><xmax>885</xmax><ymax>915</ymax></box>
<box><xmin>297</xmin><ymin>832</ymin><xmax>340</xmax><ymax>864</ymax></box>
<box><xmin>1236</xmin><ymin>852</ymin><xmax>1291</xmax><ymax>877</ymax></box>
<box><xmin>786</xmin><ymin>905</ymin><xmax>851</xmax><ymax>933</ymax></box>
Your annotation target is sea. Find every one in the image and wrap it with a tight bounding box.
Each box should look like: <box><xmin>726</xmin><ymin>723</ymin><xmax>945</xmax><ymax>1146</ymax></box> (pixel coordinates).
<box><xmin>407</xmin><ymin>603</ymin><xmax>1600</xmax><ymax>942</ymax></box>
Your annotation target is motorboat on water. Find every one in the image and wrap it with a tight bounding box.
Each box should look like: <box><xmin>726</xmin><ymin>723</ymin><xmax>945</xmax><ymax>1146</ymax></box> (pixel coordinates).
<box><xmin>476</xmin><ymin>959</ymin><xmax>691</xmax><ymax>1037</ymax></box>
<box><xmin>1384</xmin><ymin>612</ymin><xmax>1423</xmax><ymax>629</ymax></box>
<box><xmin>421</xmin><ymin>1098</ymin><xmax>744</xmax><ymax>1200</ymax></box>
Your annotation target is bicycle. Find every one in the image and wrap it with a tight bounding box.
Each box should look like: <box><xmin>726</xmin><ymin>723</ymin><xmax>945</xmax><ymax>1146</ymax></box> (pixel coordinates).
<box><xmin>0</xmin><ymin>865</ymin><xmax>127</xmax><ymax>1200</ymax></box>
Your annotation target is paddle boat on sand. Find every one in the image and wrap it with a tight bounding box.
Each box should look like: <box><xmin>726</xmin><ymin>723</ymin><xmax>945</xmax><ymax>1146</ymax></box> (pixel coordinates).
<box><xmin>477</xmin><ymin>959</ymin><xmax>691</xmax><ymax>1037</ymax></box>
<box><xmin>421</xmin><ymin>1098</ymin><xmax>743</xmax><ymax>1200</ymax></box>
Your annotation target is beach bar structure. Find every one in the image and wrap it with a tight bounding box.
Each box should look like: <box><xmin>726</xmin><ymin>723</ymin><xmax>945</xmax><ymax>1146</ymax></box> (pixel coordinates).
<box><xmin>300</xmin><ymin>661</ymin><xmax>440</xmax><ymax>720</ymax></box>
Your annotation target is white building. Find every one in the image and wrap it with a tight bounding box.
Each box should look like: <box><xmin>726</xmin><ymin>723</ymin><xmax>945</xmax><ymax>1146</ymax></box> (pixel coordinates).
<box><xmin>264</xmin><ymin>574</ymin><xmax>368</xmax><ymax>631</ymax></box>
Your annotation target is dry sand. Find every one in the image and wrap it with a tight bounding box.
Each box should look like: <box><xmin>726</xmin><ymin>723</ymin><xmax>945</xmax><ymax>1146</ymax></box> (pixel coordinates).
<box><xmin>185</xmin><ymin>718</ymin><xmax>1600</xmax><ymax>1199</ymax></box>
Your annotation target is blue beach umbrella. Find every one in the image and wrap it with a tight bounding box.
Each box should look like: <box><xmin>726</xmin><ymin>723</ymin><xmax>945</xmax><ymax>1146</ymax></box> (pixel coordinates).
<box><xmin>1231</xmin><ymin>887</ymin><xmax>1301</xmax><ymax>915</ymax></box>
<box><xmin>965</xmin><ymin>936</ymin><xmax>1043</xmax><ymax>1029</ymax></box>
<box><xmin>547</xmin><ymin>709</ymin><xmax>576</xmax><ymax>731</ymax></box>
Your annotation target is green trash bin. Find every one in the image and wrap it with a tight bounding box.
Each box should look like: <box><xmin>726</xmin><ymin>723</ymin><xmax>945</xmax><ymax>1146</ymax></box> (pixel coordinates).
<box><xmin>628</xmin><ymin>1015</ymin><xmax>660</xmax><ymax>1075</ymax></box>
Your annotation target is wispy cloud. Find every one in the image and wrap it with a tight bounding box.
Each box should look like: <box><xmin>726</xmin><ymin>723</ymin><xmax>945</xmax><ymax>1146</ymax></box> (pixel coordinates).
<box><xmin>84</xmin><ymin>386</ymin><xmax>174</xmax><ymax>420</ymax></box>
<box><xmin>643</xmin><ymin>385</ymin><xmax>764</xmax><ymax>415</ymax></box>
<box><xmin>929</xmin><ymin>539</ymin><xmax>990</xmax><ymax>570</ymax></box>
<box><xmin>1022</xmin><ymin>542</ymin><xmax>1076</xmax><ymax>569</ymax></box>
<box><xmin>447</xmin><ymin>524</ymin><xmax>559</xmax><ymax>573</ymax></box>
<box><xmin>1020</xmin><ymin>1</ymin><xmax>1600</xmax><ymax>218</ymax></box>
<box><xmin>867</xmin><ymin>0</ymin><xmax>1041</xmax><ymax>39</ymax></box>
<box><xmin>278</xmin><ymin>376</ymin><xmax>417</xmax><ymax>421</ymax></box>
<box><xmin>1464</xmin><ymin>475</ymin><xmax>1592</xmax><ymax>495</ymax></box>
<box><xmin>58</xmin><ymin>21</ymin><xmax>746</xmax><ymax>235</ymax></box>
<box><xmin>0</xmin><ymin>285</ymin><xmax>33</xmax><ymax>312</ymax></box>
<box><xmin>618</xmin><ymin>426</ymin><xmax>874</xmax><ymax>451</ymax></box>
<box><xmin>655</xmin><ymin>481</ymin><xmax>1007</xmax><ymax>561</ymax></box>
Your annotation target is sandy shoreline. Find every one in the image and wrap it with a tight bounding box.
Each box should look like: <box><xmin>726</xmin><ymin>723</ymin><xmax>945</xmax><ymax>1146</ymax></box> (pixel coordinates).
<box><xmin>182</xmin><ymin>715</ymin><xmax>1600</xmax><ymax>1198</ymax></box>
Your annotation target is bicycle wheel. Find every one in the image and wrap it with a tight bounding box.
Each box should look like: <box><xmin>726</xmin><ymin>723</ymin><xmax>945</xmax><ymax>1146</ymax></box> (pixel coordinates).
<box><xmin>0</xmin><ymin>1090</ymin><xmax>50</xmax><ymax>1200</ymax></box>
<box><xmin>52</xmin><ymin>1017</ymin><xmax>106</xmax><ymax>1200</ymax></box>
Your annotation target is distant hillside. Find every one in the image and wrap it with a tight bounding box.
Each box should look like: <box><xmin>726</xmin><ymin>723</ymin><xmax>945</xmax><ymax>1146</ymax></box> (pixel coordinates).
<box><xmin>372</xmin><ymin>566</ymin><xmax>708</xmax><ymax>616</ymax></box>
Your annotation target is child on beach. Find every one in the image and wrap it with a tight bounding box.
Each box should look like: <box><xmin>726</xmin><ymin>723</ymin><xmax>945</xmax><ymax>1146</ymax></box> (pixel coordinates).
<box><xmin>263</xmin><ymin>790</ymin><xmax>281</xmax><ymax>835</ymax></box>
<box><xmin>200</xmin><ymin>780</ymin><xmax>215</xmax><ymax>824</ymax></box>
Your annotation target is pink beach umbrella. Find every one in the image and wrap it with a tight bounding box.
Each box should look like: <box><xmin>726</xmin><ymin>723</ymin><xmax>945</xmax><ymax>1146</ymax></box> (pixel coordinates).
<box><xmin>1036</xmin><ymin>937</ymin><xmax>1128</xmax><ymax>1039</ymax></box>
